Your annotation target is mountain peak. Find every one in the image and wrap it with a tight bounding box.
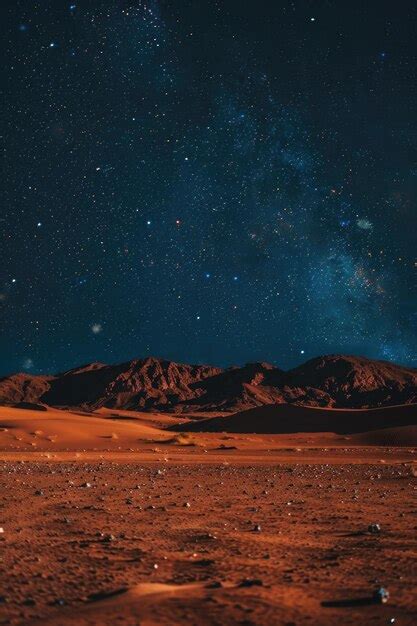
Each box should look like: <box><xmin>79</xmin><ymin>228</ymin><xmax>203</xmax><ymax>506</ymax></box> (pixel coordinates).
<box><xmin>0</xmin><ymin>354</ymin><xmax>416</xmax><ymax>412</ymax></box>
<box><xmin>61</xmin><ymin>362</ymin><xmax>107</xmax><ymax>376</ymax></box>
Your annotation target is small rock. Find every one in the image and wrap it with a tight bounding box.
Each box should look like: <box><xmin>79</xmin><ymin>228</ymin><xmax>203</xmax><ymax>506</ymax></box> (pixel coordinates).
<box><xmin>368</xmin><ymin>523</ymin><xmax>381</xmax><ymax>534</ymax></box>
<box><xmin>373</xmin><ymin>587</ymin><xmax>389</xmax><ymax>604</ymax></box>
<box><xmin>238</xmin><ymin>578</ymin><xmax>263</xmax><ymax>588</ymax></box>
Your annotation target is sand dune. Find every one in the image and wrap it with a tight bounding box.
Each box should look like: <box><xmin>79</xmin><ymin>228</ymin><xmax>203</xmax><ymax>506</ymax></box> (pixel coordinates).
<box><xmin>2</xmin><ymin>403</ymin><xmax>417</xmax><ymax>454</ymax></box>
<box><xmin>176</xmin><ymin>402</ymin><xmax>417</xmax><ymax>438</ymax></box>
<box><xmin>349</xmin><ymin>425</ymin><xmax>417</xmax><ymax>446</ymax></box>
<box><xmin>0</xmin><ymin>406</ymin><xmax>170</xmax><ymax>451</ymax></box>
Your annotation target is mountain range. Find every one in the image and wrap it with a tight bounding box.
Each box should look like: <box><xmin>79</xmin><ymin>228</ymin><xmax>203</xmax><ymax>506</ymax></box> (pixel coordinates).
<box><xmin>1</xmin><ymin>354</ymin><xmax>417</xmax><ymax>414</ymax></box>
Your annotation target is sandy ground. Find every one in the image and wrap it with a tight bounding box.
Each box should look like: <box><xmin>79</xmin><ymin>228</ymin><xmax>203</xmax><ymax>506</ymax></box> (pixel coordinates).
<box><xmin>0</xmin><ymin>406</ymin><xmax>416</xmax><ymax>625</ymax></box>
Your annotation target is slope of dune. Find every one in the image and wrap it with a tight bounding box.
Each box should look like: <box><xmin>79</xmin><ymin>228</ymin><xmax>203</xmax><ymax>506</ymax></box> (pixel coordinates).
<box><xmin>175</xmin><ymin>402</ymin><xmax>417</xmax><ymax>436</ymax></box>
<box><xmin>349</xmin><ymin>425</ymin><xmax>417</xmax><ymax>446</ymax></box>
<box><xmin>0</xmin><ymin>406</ymin><xmax>170</xmax><ymax>451</ymax></box>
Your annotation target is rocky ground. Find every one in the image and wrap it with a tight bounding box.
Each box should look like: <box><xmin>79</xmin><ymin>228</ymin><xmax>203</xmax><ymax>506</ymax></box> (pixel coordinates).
<box><xmin>1</xmin><ymin>458</ymin><xmax>416</xmax><ymax>625</ymax></box>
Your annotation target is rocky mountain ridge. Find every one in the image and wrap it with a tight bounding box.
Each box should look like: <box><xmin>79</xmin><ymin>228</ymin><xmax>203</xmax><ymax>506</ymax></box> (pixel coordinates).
<box><xmin>1</xmin><ymin>354</ymin><xmax>416</xmax><ymax>413</ymax></box>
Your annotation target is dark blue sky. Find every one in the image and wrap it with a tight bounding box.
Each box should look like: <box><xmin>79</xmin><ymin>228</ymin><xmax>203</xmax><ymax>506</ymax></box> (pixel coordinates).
<box><xmin>2</xmin><ymin>0</ymin><xmax>417</xmax><ymax>375</ymax></box>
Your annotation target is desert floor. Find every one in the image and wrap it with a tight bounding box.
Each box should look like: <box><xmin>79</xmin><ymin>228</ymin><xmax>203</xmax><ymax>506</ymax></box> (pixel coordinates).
<box><xmin>0</xmin><ymin>407</ymin><xmax>416</xmax><ymax>625</ymax></box>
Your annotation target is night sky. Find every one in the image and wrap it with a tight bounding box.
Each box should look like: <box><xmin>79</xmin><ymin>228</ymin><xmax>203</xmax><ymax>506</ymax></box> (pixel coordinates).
<box><xmin>2</xmin><ymin>1</ymin><xmax>417</xmax><ymax>376</ymax></box>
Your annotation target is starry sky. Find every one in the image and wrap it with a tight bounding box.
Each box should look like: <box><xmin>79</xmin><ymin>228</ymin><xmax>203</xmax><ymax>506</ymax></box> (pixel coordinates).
<box><xmin>2</xmin><ymin>0</ymin><xmax>417</xmax><ymax>375</ymax></box>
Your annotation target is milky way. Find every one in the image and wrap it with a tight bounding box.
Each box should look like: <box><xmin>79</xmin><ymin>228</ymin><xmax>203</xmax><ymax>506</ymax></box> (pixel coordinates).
<box><xmin>2</xmin><ymin>0</ymin><xmax>417</xmax><ymax>374</ymax></box>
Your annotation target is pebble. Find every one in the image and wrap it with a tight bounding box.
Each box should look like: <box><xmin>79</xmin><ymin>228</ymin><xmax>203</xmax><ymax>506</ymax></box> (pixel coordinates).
<box><xmin>373</xmin><ymin>587</ymin><xmax>389</xmax><ymax>604</ymax></box>
<box><xmin>368</xmin><ymin>523</ymin><xmax>381</xmax><ymax>534</ymax></box>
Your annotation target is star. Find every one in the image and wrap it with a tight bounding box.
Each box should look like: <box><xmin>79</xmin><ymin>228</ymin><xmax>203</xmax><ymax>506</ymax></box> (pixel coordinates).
<box><xmin>2</xmin><ymin>0</ymin><xmax>416</xmax><ymax>376</ymax></box>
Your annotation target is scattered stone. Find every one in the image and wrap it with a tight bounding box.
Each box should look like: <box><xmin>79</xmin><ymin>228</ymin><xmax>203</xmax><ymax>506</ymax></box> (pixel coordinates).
<box><xmin>373</xmin><ymin>587</ymin><xmax>389</xmax><ymax>604</ymax></box>
<box><xmin>238</xmin><ymin>578</ymin><xmax>263</xmax><ymax>588</ymax></box>
<box><xmin>368</xmin><ymin>523</ymin><xmax>381</xmax><ymax>534</ymax></box>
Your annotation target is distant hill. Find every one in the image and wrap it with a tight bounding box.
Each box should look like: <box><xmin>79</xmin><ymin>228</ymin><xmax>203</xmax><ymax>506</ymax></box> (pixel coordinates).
<box><xmin>0</xmin><ymin>354</ymin><xmax>416</xmax><ymax>413</ymax></box>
